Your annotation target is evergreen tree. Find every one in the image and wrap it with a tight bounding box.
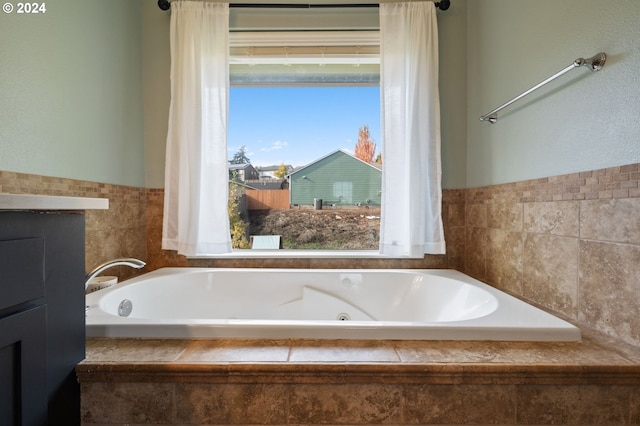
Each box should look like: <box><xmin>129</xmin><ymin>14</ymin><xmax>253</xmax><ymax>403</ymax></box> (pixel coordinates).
<box><xmin>230</xmin><ymin>145</ymin><xmax>251</xmax><ymax>164</ymax></box>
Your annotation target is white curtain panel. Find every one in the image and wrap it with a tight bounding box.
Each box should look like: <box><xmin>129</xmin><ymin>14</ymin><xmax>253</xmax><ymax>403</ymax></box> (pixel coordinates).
<box><xmin>379</xmin><ymin>2</ymin><xmax>445</xmax><ymax>257</ymax></box>
<box><xmin>162</xmin><ymin>1</ymin><xmax>232</xmax><ymax>256</ymax></box>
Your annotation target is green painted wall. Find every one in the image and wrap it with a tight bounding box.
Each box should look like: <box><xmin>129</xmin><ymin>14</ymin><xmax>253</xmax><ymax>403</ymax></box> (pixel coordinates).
<box><xmin>7</xmin><ymin>0</ymin><xmax>634</xmax><ymax>190</ymax></box>
<box><xmin>466</xmin><ymin>0</ymin><xmax>640</xmax><ymax>187</ymax></box>
<box><xmin>290</xmin><ymin>151</ymin><xmax>381</xmax><ymax>206</ymax></box>
<box><xmin>0</xmin><ymin>0</ymin><xmax>144</xmax><ymax>187</ymax></box>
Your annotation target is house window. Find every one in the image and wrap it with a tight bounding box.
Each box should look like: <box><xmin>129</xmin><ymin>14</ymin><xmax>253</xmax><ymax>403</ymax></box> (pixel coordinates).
<box><xmin>227</xmin><ymin>11</ymin><xmax>382</xmax><ymax>251</ymax></box>
<box><xmin>333</xmin><ymin>182</ymin><xmax>353</xmax><ymax>204</ymax></box>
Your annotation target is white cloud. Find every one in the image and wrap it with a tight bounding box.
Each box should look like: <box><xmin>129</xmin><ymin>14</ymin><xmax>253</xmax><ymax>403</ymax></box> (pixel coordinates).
<box><xmin>260</xmin><ymin>140</ymin><xmax>289</xmax><ymax>152</ymax></box>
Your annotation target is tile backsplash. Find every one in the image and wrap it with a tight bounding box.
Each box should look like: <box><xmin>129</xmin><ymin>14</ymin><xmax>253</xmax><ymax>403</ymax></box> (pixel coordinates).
<box><xmin>2</xmin><ymin>164</ymin><xmax>639</xmax><ymax>346</ymax></box>
<box><xmin>0</xmin><ymin>170</ymin><xmax>146</xmax><ymax>280</ymax></box>
<box><xmin>464</xmin><ymin>164</ymin><xmax>640</xmax><ymax>347</ymax></box>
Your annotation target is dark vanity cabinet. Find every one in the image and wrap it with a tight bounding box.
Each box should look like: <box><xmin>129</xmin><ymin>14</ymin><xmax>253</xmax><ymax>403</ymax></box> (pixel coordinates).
<box><xmin>0</xmin><ymin>210</ymin><xmax>86</xmax><ymax>426</ymax></box>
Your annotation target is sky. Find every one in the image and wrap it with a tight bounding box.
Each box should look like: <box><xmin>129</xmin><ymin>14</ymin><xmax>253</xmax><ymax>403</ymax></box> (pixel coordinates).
<box><xmin>228</xmin><ymin>86</ymin><xmax>380</xmax><ymax>168</ymax></box>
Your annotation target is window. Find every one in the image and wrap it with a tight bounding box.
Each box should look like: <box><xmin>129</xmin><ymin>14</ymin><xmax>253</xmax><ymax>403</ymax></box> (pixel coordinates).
<box><xmin>164</xmin><ymin>2</ymin><xmax>443</xmax><ymax>257</ymax></box>
<box><xmin>227</xmin><ymin>15</ymin><xmax>382</xmax><ymax>251</ymax></box>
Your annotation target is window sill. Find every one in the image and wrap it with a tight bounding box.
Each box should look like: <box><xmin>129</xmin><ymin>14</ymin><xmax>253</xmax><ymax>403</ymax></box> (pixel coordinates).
<box><xmin>188</xmin><ymin>249</ymin><xmax>410</xmax><ymax>259</ymax></box>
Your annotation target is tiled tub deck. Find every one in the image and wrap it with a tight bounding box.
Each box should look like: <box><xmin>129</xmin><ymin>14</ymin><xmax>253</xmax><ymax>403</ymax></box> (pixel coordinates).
<box><xmin>78</xmin><ymin>327</ymin><xmax>640</xmax><ymax>426</ymax></box>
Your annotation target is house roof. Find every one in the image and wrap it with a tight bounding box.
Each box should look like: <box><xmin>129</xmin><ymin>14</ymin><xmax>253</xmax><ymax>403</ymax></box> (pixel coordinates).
<box><xmin>287</xmin><ymin>149</ymin><xmax>382</xmax><ymax>177</ymax></box>
<box><xmin>229</xmin><ymin>163</ymin><xmax>256</xmax><ymax>171</ymax></box>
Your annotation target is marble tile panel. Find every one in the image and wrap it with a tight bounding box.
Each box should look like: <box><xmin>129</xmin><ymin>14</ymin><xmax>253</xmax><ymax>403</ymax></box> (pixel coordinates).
<box><xmin>175</xmin><ymin>383</ymin><xmax>288</xmax><ymax>424</ymax></box>
<box><xmin>523</xmin><ymin>234</ymin><xmax>579</xmax><ymax>318</ymax></box>
<box><xmin>288</xmin><ymin>383</ymin><xmax>402</xmax><ymax>424</ymax></box>
<box><xmin>84</xmin><ymin>208</ymin><xmax>114</xmax><ymax>232</ymax></box>
<box><xmin>516</xmin><ymin>384</ymin><xmax>631</xmax><ymax>424</ymax></box>
<box><xmin>465</xmin><ymin>227</ymin><xmax>488</xmax><ymax>280</ymax></box>
<box><xmin>579</xmin><ymin>240</ymin><xmax>640</xmax><ymax>347</ymax></box>
<box><xmin>581</xmin><ymin>198</ymin><xmax>640</xmax><ymax>244</ymax></box>
<box><xmin>178</xmin><ymin>339</ymin><xmax>290</xmax><ymax>363</ymax></box>
<box><xmin>80</xmin><ymin>382</ymin><xmax>174</xmax><ymax>424</ymax></box>
<box><xmin>106</xmin><ymin>200</ymin><xmax>145</xmax><ymax>230</ymax></box>
<box><xmin>85</xmin><ymin>338</ymin><xmax>187</xmax><ymax>362</ymax></box>
<box><xmin>121</xmin><ymin>225</ymin><xmax>147</xmax><ymax>257</ymax></box>
<box><xmin>403</xmin><ymin>384</ymin><xmax>516</xmax><ymax>424</ymax></box>
<box><xmin>394</xmin><ymin>338</ymin><xmax>631</xmax><ymax>366</ymax></box>
<box><xmin>86</xmin><ymin>227</ymin><xmax>147</xmax><ymax>279</ymax></box>
<box><xmin>493</xmin><ymin>339</ymin><xmax>633</xmax><ymax>365</ymax></box>
<box><xmin>447</xmin><ymin>202</ymin><xmax>466</xmax><ymax>227</ymax></box>
<box><xmin>631</xmin><ymin>385</ymin><xmax>640</xmax><ymax>424</ymax></box>
<box><xmin>289</xmin><ymin>339</ymin><xmax>400</xmax><ymax>363</ymax></box>
<box><xmin>444</xmin><ymin>224</ymin><xmax>465</xmax><ymax>271</ymax></box>
<box><xmin>394</xmin><ymin>341</ymin><xmax>517</xmax><ymax>364</ymax></box>
<box><xmin>486</xmin><ymin>229</ymin><xmax>523</xmax><ymax>295</ymax></box>
<box><xmin>466</xmin><ymin>203</ymin><xmax>487</xmax><ymax>227</ymax></box>
<box><xmin>487</xmin><ymin>202</ymin><xmax>523</xmax><ymax>231</ymax></box>
<box><xmin>523</xmin><ymin>200</ymin><xmax>579</xmax><ymax>237</ymax></box>
<box><xmin>85</xmin><ymin>229</ymin><xmax>127</xmax><ymax>271</ymax></box>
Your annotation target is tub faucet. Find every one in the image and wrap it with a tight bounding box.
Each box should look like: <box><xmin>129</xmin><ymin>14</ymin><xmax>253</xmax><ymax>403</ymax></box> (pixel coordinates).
<box><xmin>85</xmin><ymin>258</ymin><xmax>146</xmax><ymax>290</ymax></box>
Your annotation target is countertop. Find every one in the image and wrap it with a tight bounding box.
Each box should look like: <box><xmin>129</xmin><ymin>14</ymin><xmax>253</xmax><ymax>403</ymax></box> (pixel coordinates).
<box><xmin>0</xmin><ymin>193</ymin><xmax>108</xmax><ymax>210</ymax></box>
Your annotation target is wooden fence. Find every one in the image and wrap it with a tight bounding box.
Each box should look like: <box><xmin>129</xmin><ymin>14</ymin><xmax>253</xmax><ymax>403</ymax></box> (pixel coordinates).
<box><xmin>245</xmin><ymin>189</ymin><xmax>290</xmax><ymax>210</ymax></box>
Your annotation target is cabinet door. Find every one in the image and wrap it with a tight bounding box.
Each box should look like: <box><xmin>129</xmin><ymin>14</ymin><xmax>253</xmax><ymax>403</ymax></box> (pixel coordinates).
<box><xmin>0</xmin><ymin>305</ymin><xmax>47</xmax><ymax>426</ymax></box>
<box><xmin>0</xmin><ymin>237</ymin><xmax>45</xmax><ymax>313</ymax></box>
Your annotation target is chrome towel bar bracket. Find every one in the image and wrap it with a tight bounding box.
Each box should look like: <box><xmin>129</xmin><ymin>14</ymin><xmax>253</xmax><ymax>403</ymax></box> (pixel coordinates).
<box><xmin>479</xmin><ymin>52</ymin><xmax>606</xmax><ymax>124</ymax></box>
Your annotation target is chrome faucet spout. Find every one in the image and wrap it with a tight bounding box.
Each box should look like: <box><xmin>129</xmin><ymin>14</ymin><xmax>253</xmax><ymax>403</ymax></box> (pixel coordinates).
<box><xmin>85</xmin><ymin>258</ymin><xmax>146</xmax><ymax>290</ymax></box>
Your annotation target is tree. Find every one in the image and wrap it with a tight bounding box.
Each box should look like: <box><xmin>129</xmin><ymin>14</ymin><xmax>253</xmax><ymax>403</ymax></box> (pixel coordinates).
<box><xmin>230</xmin><ymin>145</ymin><xmax>251</xmax><ymax>164</ymax></box>
<box><xmin>228</xmin><ymin>181</ymin><xmax>250</xmax><ymax>249</ymax></box>
<box><xmin>354</xmin><ymin>125</ymin><xmax>376</xmax><ymax>163</ymax></box>
<box><xmin>274</xmin><ymin>163</ymin><xmax>288</xmax><ymax>179</ymax></box>
<box><xmin>375</xmin><ymin>153</ymin><xmax>382</xmax><ymax>165</ymax></box>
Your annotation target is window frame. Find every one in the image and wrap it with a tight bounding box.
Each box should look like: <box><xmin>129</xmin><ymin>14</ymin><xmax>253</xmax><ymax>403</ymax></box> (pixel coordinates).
<box><xmin>220</xmin><ymin>27</ymin><xmax>387</xmax><ymax>258</ymax></box>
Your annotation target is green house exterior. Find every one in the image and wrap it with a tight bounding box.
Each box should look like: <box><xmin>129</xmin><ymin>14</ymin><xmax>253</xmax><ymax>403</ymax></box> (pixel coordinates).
<box><xmin>288</xmin><ymin>150</ymin><xmax>382</xmax><ymax>207</ymax></box>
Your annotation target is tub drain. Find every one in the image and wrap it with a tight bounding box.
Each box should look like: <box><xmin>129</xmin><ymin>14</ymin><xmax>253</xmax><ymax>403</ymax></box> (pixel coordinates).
<box><xmin>336</xmin><ymin>313</ymin><xmax>351</xmax><ymax>321</ymax></box>
<box><xmin>118</xmin><ymin>299</ymin><xmax>133</xmax><ymax>317</ymax></box>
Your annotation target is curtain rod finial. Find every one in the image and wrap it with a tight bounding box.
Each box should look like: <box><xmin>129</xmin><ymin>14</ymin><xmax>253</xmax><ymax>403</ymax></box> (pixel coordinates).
<box><xmin>158</xmin><ymin>0</ymin><xmax>170</xmax><ymax>11</ymax></box>
<box><xmin>435</xmin><ymin>0</ymin><xmax>451</xmax><ymax>11</ymax></box>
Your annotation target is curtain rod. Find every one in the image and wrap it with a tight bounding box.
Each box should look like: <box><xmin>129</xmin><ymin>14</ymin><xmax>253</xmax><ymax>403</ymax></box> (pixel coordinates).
<box><xmin>158</xmin><ymin>1</ymin><xmax>451</xmax><ymax>11</ymax></box>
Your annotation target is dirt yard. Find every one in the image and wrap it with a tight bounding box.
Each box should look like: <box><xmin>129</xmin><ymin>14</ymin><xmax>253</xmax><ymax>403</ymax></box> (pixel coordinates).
<box><xmin>248</xmin><ymin>207</ymin><xmax>381</xmax><ymax>249</ymax></box>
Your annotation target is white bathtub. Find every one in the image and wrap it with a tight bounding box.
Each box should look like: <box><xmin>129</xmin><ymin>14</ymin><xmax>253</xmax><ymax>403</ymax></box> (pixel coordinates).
<box><xmin>85</xmin><ymin>268</ymin><xmax>581</xmax><ymax>341</ymax></box>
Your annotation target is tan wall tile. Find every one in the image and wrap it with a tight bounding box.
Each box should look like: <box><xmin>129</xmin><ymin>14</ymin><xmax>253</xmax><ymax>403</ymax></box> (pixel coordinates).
<box><xmin>466</xmin><ymin>203</ymin><xmax>487</xmax><ymax>227</ymax></box>
<box><xmin>465</xmin><ymin>227</ymin><xmax>488</xmax><ymax>280</ymax></box>
<box><xmin>444</xmin><ymin>224</ymin><xmax>466</xmax><ymax>272</ymax></box>
<box><xmin>523</xmin><ymin>234</ymin><xmax>579</xmax><ymax>318</ymax></box>
<box><xmin>289</xmin><ymin>384</ymin><xmax>402</xmax><ymax>424</ymax></box>
<box><xmin>524</xmin><ymin>200</ymin><xmax>579</xmax><ymax>237</ymax></box>
<box><xmin>404</xmin><ymin>384</ymin><xmax>516</xmax><ymax>424</ymax></box>
<box><xmin>487</xmin><ymin>202</ymin><xmax>523</xmax><ymax>231</ymax></box>
<box><xmin>486</xmin><ymin>229</ymin><xmax>523</xmax><ymax>295</ymax></box>
<box><xmin>516</xmin><ymin>385</ymin><xmax>632</xmax><ymax>424</ymax></box>
<box><xmin>631</xmin><ymin>386</ymin><xmax>640</xmax><ymax>424</ymax></box>
<box><xmin>175</xmin><ymin>383</ymin><xmax>288</xmax><ymax>424</ymax></box>
<box><xmin>447</xmin><ymin>202</ymin><xmax>466</xmax><ymax>227</ymax></box>
<box><xmin>579</xmin><ymin>241</ymin><xmax>640</xmax><ymax>347</ymax></box>
<box><xmin>581</xmin><ymin>198</ymin><xmax>640</xmax><ymax>244</ymax></box>
<box><xmin>80</xmin><ymin>382</ymin><xmax>174</xmax><ymax>424</ymax></box>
